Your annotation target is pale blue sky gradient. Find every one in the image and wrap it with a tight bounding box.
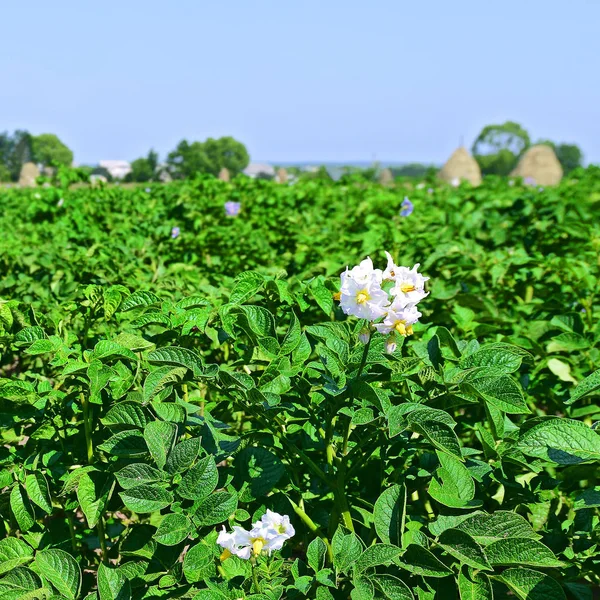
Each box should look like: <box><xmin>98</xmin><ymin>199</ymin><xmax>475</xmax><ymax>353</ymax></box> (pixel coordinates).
<box><xmin>2</xmin><ymin>0</ymin><xmax>599</xmax><ymax>164</ymax></box>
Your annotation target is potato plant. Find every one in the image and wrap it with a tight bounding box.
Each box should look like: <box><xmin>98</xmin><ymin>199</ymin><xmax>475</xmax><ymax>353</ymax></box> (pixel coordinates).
<box><xmin>0</xmin><ymin>171</ymin><xmax>599</xmax><ymax>599</ymax></box>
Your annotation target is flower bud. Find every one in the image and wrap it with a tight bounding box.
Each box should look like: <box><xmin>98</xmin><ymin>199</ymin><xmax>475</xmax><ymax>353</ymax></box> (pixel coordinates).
<box><xmin>385</xmin><ymin>336</ymin><xmax>397</xmax><ymax>354</ymax></box>
<box><xmin>358</xmin><ymin>329</ymin><xmax>371</xmax><ymax>344</ymax></box>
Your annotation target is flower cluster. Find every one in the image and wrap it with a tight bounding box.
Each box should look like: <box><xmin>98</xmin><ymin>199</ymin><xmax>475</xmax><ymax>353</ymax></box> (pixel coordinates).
<box><xmin>224</xmin><ymin>201</ymin><xmax>241</xmax><ymax>217</ymax></box>
<box><xmin>338</xmin><ymin>253</ymin><xmax>428</xmax><ymax>352</ymax></box>
<box><xmin>217</xmin><ymin>510</ymin><xmax>295</xmax><ymax>560</ymax></box>
<box><xmin>400</xmin><ymin>197</ymin><xmax>414</xmax><ymax>217</ymax></box>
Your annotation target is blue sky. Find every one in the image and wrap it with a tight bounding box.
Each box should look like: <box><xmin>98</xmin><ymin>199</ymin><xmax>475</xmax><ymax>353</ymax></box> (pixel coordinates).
<box><xmin>2</xmin><ymin>0</ymin><xmax>599</xmax><ymax>165</ymax></box>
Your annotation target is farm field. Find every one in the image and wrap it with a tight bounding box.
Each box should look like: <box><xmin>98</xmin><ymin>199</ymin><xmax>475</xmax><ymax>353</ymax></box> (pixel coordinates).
<box><xmin>1</xmin><ymin>170</ymin><xmax>600</xmax><ymax>599</ymax></box>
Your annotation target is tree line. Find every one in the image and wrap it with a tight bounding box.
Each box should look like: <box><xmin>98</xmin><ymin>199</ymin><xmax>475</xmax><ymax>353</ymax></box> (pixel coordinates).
<box><xmin>0</xmin><ymin>123</ymin><xmax>585</xmax><ymax>183</ymax></box>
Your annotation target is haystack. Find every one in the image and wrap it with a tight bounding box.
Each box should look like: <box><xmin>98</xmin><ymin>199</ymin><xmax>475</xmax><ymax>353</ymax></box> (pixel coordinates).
<box><xmin>438</xmin><ymin>147</ymin><xmax>481</xmax><ymax>186</ymax></box>
<box><xmin>511</xmin><ymin>145</ymin><xmax>562</xmax><ymax>186</ymax></box>
<box><xmin>378</xmin><ymin>168</ymin><xmax>394</xmax><ymax>186</ymax></box>
<box><xmin>19</xmin><ymin>162</ymin><xmax>40</xmax><ymax>187</ymax></box>
<box><xmin>276</xmin><ymin>167</ymin><xmax>288</xmax><ymax>183</ymax></box>
<box><xmin>218</xmin><ymin>167</ymin><xmax>230</xmax><ymax>182</ymax></box>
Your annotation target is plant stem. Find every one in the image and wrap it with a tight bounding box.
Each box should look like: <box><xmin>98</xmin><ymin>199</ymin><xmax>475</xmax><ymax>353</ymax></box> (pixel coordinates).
<box><xmin>80</xmin><ymin>393</ymin><xmax>93</xmax><ymax>463</ymax></box>
<box><xmin>97</xmin><ymin>517</ymin><xmax>108</xmax><ymax>564</ymax></box>
<box><xmin>67</xmin><ymin>512</ymin><xmax>77</xmax><ymax>552</ymax></box>
<box><xmin>182</xmin><ymin>383</ymin><xmax>189</xmax><ymax>403</ymax></box>
<box><xmin>251</xmin><ymin>562</ymin><xmax>259</xmax><ymax>592</ymax></box>
<box><xmin>288</xmin><ymin>497</ymin><xmax>333</xmax><ymax>562</ymax></box>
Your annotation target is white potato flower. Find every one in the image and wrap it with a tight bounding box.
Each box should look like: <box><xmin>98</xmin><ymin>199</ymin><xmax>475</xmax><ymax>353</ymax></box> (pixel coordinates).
<box><xmin>340</xmin><ymin>256</ymin><xmax>383</xmax><ymax>287</ymax></box>
<box><xmin>389</xmin><ymin>264</ymin><xmax>429</xmax><ymax>307</ymax></box>
<box><xmin>339</xmin><ymin>276</ymin><xmax>389</xmax><ymax>320</ymax></box>
<box><xmin>217</xmin><ymin>511</ymin><xmax>295</xmax><ymax>560</ymax></box>
<box><xmin>374</xmin><ymin>302</ymin><xmax>422</xmax><ymax>336</ymax></box>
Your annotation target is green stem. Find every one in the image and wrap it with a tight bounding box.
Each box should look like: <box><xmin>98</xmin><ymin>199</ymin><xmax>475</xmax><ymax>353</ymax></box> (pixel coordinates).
<box><xmin>97</xmin><ymin>517</ymin><xmax>108</xmax><ymax>564</ymax></box>
<box><xmin>251</xmin><ymin>562</ymin><xmax>259</xmax><ymax>592</ymax></box>
<box><xmin>80</xmin><ymin>393</ymin><xmax>93</xmax><ymax>463</ymax></box>
<box><xmin>288</xmin><ymin>497</ymin><xmax>333</xmax><ymax>562</ymax></box>
<box><xmin>182</xmin><ymin>383</ymin><xmax>189</xmax><ymax>403</ymax></box>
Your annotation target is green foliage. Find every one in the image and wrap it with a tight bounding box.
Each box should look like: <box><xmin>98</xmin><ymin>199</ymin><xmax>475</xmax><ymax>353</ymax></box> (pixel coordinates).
<box><xmin>126</xmin><ymin>150</ymin><xmax>159</xmax><ymax>182</ymax></box>
<box><xmin>0</xmin><ymin>171</ymin><xmax>599</xmax><ymax>598</ymax></box>
<box><xmin>472</xmin><ymin>121</ymin><xmax>530</xmax><ymax>175</ymax></box>
<box><xmin>0</xmin><ymin>129</ymin><xmax>33</xmax><ymax>180</ymax></box>
<box><xmin>31</xmin><ymin>133</ymin><xmax>74</xmax><ymax>167</ymax></box>
<box><xmin>167</xmin><ymin>136</ymin><xmax>249</xmax><ymax>178</ymax></box>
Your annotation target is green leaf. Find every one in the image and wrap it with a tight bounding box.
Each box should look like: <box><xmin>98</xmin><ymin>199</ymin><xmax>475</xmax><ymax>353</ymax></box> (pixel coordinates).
<box><xmin>152</xmin><ymin>401</ymin><xmax>186</xmax><ymax>423</ymax></box>
<box><xmin>547</xmin><ymin>358</ymin><xmax>577</xmax><ymax>383</ymax></box>
<box><xmin>497</xmin><ymin>567</ymin><xmax>566</xmax><ymax>600</ymax></box>
<box><xmin>374</xmin><ymin>574</ymin><xmax>414</xmax><ymax>599</ymax></box>
<box><xmin>374</xmin><ymin>484</ymin><xmax>406</xmax><ymax>546</ymax></box>
<box><xmin>91</xmin><ymin>340</ymin><xmax>137</xmax><ymax>362</ymax></box>
<box><xmin>193</xmin><ymin>491</ymin><xmax>237</xmax><ymax>526</ymax></box>
<box><xmin>178</xmin><ymin>456</ymin><xmax>218</xmax><ymax>501</ymax></box>
<box><xmin>113</xmin><ymin>332</ymin><xmax>154</xmax><ymax>352</ymax></box>
<box><xmin>144</xmin><ymin>420</ymin><xmax>177</xmax><ymax>470</ymax></box>
<box><xmin>182</xmin><ymin>543</ymin><xmax>216</xmax><ymax>583</ymax></box>
<box><xmin>518</xmin><ymin>418</ymin><xmax>600</xmax><ymax>464</ymax></box>
<box><xmin>121</xmin><ymin>291</ymin><xmax>161</xmax><ymax>311</ymax></box>
<box><xmin>485</xmin><ymin>538</ymin><xmax>563</xmax><ymax>567</ymax></box>
<box><xmin>238</xmin><ymin>305</ymin><xmax>275</xmax><ymax>337</ymax></box>
<box><xmin>406</xmin><ymin>410</ymin><xmax>462</xmax><ymax>458</ymax></box>
<box><xmin>119</xmin><ymin>485</ymin><xmax>173</xmax><ymax>513</ymax></box>
<box><xmin>88</xmin><ymin>360</ymin><xmax>115</xmax><ymax>404</ymax></box>
<box><xmin>466</xmin><ymin>374</ymin><xmax>529</xmax><ymax>414</ymax></box>
<box><xmin>428</xmin><ymin>451</ymin><xmax>479</xmax><ymax>509</ymax></box>
<box><xmin>573</xmin><ymin>487</ymin><xmax>600</xmax><ymax>510</ymax></box>
<box><xmin>567</xmin><ymin>368</ymin><xmax>600</xmax><ymax>405</ymax></box>
<box><xmin>229</xmin><ymin>271</ymin><xmax>264</xmax><ymax>305</ymax></box>
<box><xmin>461</xmin><ymin>343</ymin><xmax>529</xmax><ymax>373</ymax></box>
<box><xmin>101</xmin><ymin>402</ymin><xmax>148</xmax><ymax>429</ymax></box>
<box><xmin>332</xmin><ymin>527</ymin><xmax>363</xmax><ymax>574</ymax></box>
<box><xmin>35</xmin><ymin>549</ymin><xmax>81</xmax><ymax>600</ymax></box>
<box><xmin>0</xmin><ymin>538</ymin><xmax>34</xmax><ymax>575</ymax></box>
<box><xmin>454</xmin><ymin>511</ymin><xmax>539</xmax><ymax>545</ymax></box>
<box><xmin>354</xmin><ymin>544</ymin><xmax>401</xmax><ymax>573</ymax></box>
<box><xmin>165</xmin><ymin>437</ymin><xmax>201</xmax><ymax>474</ymax></box>
<box><xmin>458</xmin><ymin>567</ymin><xmax>493</xmax><ymax>600</ymax></box>
<box><xmin>143</xmin><ymin>366</ymin><xmax>187</xmax><ymax>403</ymax></box>
<box><xmin>234</xmin><ymin>446</ymin><xmax>285</xmax><ymax>501</ymax></box>
<box><xmin>397</xmin><ymin>544</ymin><xmax>452</xmax><ymax>578</ymax></box>
<box><xmin>97</xmin><ymin>563</ymin><xmax>130</xmax><ymax>600</ymax></box>
<box><xmin>307</xmin><ymin>538</ymin><xmax>327</xmax><ymax>573</ymax></box>
<box><xmin>10</xmin><ymin>484</ymin><xmax>35</xmax><ymax>531</ymax></box>
<box><xmin>0</xmin><ymin>567</ymin><xmax>43</xmax><ymax>597</ymax></box>
<box><xmin>98</xmin><ymin>430</ymin><xmax>147</xmax><ymax>457</ymax></box>
<box><xmin>146</xmin><ymin>346</ymin><xmax>203</xmax><ymax>376</ymax></box>
<box><xmin>437</xmin><ymin>529</ymin><xmax>491</xmax><ymax>570</ymax></box>
<box><xmin>24</xmin><ymin>473</ymin><xmax>52</xmax><ymax>514</ymax></box>
<box><xmin>115</xmin><ymin>463</ymin><xmax>164</xmax><ymax>490</ymax></box>
<box><xmin>154</xmin><ymin>513</ymin><xmax>192</xmax><ymax>546</ymax></box>
<box><xmin>77</xmin><ymin>472</ymin><xmax>114</xmax><ymax>528</ymax></box>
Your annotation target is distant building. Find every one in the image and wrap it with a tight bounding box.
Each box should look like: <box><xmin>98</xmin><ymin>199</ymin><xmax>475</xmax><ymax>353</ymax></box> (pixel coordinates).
<box><xmin>99</xmin><ymin>160</ymin><xmax>132</xmax><ymax>180</ymax></box>
<box><xmin>243</xmin><ymin>162</ymin><xmax>275</xmax><ymax>179</ymax></box>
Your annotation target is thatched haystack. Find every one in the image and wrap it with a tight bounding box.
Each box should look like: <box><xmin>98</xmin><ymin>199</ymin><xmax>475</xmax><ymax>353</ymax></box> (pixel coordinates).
<box><xmin>511</xmin><ymin>145</ymin><xmax>563</xmax><ymax>186</ymax></box>
<box><xmin>218</xmin><ymin>167</ymin><xmax>230</xmax><ymax>182</ymax></box>
<box><xmin>378</xmin><ymin>168</ymin><xmax>394</xmax><ymax>186</ymax></box>
<box><xmin>276</xmin><ymin>167</ymin><xmax>288</xmax><ymax>183</ymax></box>
<box><xmin>19</xmin><ymin>162</ymin><xmax>40</xmax><ymax>187</ymax></box>
<box><xmin>438</xmin><ymin>147</ymin><xmax>481</xmax><ymax>186</ymax></box>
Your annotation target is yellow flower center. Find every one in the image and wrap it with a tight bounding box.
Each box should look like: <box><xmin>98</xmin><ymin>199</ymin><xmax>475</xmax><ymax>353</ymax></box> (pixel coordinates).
<box><xmin>356</xmin><ymin>289</ymin><xmax>370</xmax><ymax>304</ymax></box>
<box><xmin>276</xmin><ymin>524</ymin><xmax>286</xmax><ymax>534</ymax></box>
<box><xmin>220</xmin><ymin>549</ymin><xmax>232</xmax><ymax>561</ymax></box>
<box><xmin>333</xmin><ymin>291</ymin><xmax>341</xmax><ymax>301</ymax></box>
<box><xmin>252</xmin><ymin>538</ymin><xmax>266</xmax><ymax>556</ymax></box>
<box><xmin>394</xmin><ymin>321</ymin><xmax>407</xmax><ymax>335</ymax></box>
<box><xmin>400</xmin><ymin>282</ymin><xmax>416</xmax><ymax>293</ymax></box>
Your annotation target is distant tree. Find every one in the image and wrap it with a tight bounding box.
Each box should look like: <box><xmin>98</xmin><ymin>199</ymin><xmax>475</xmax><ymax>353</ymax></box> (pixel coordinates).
<box><xmin>126</xmin><ymin>150</ymin><xmax>159</xmax><ymax>182</ymax></box>
<box><xmin>390</xmin><ymin>163</ymin><xmax>435</xmax><ymax>178</ymax></box>
<box><xmin>0</xmin><ymin>130</ymin><xmax>33</xmax><ymax>180</ymax></box>
<box><xmin>555</xmin><ymin>143</ymin><xmax>583</xmax><ymax>174</ymax></box>
<box><xmin>31</xmin><ymin>133</ymin><xmax>73</xmax><ymax>167</ymax></box>
<box><xmin>472</xmin><ymin>121</ymin><xmax>530</xmax><ymax>176</ymax></box>
<box><xmin>167</xmin><ymin>137</ymin><xmax>249</xmax><ymax>179</ymax></box>
<box><xmin>90</xmin><ymin>166</ymin><xmax>113</xmax><ymax>182</ymax></box>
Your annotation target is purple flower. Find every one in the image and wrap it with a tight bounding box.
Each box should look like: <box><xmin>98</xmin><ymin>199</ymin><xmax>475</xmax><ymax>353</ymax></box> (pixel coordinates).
<box><xmin>524</xmin><ymin>176</ymin><xmax>536</xmax><ymax>186</ymax></box>
<box><xmin>427</xmin><ymin>188</ymin><xmax>433</xmax><ymax>194</ymax></box>
<box><xmin>145</xmin><ymin>187</ymin><xmax>151</xmax><ymax>193</ymax></box>
<box><xmin>171</xmin><ymin>226</ymin><xmax>180</xmax><ymax>239</ymax></box>
<box><xmin>400</xmin><ymin>197</ymin><xmax>414</xmax><ymax>217</ymax></box>
<box><xmin>538</xmin><ymin>187</ymin><xmax>544</xmax><ymax>192</ymax></box>
<box><xmin>225</xmin><ymin>201</ymin><xmax>241</xmax><ymax>217</ymax></box>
